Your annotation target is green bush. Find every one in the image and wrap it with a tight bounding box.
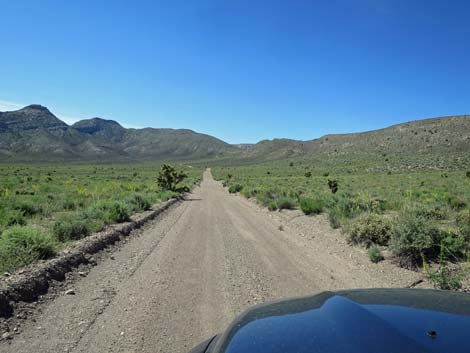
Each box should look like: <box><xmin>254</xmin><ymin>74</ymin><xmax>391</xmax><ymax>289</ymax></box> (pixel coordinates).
<box><xmin>328</xmin><ymin>179</ymin><xmax>338</xmax><ymax>194</ymax></box>
<box><xmin>87</xmin><ymin>200</ymin><xmax>130</xmax><ymax>224</ymax></box>
<box><xmin>408</xmin><ymin>204</ymin><xmax>448</xmax><ymax>220</ymax></box>
<box><xmin>300</xmin><ymin>197</ymin><xmax>324</xmax><ymax>215</ymax></box>
<box><xmin>62</xmin><ymin>198</ymin><xmax>77</xmax><ymax>210</ymax></box>
<box><xmin>439</xmin><ymin>228</ymin><xmax>469</xmax><ymax>260</ymax></box>
<box><xmin>424</xmin><ymin>250</ymin><xmax>464</xmax><ymax>290</ymax></box>
<box><xmin>241</xmin><ymin>188</ymin><xmax>257</xmax><ymax>199</ymax></box>
<box><xmin>86</xmin><ymin>201</ymin><xmax>107</xmax><ymax>222</ymax></box>
<box><xmin>268</xmin><ymin>201</ymin><xmax>278</xmax><ymax>211</ymax></box>
<box><xmin>332</xmin><ymin>195</ymin><xmax>386</xmax><ymax>220</ymax></box>
<box><xmin>457</xmin><ymin>210</ymin><xmax>470</xmax><ymax>237</ymax></box>
<box><xmin>328</xmin><ymin>208</ymin><xmax>341</xmax><ymax>229</ymax></box>
<box><xmin>53</xmin><ymin>216</ymin><xmax>90</xmax><ymax>242</ymax></box>
<box><xmin>347</xmin><ymin>214</ymin><xmax>392</xmax><ymax>246</ymax></box>
<box><xmin>389</xmin><ymin>213</ymin><xmax>442</xmax><ymax>268</ymax></box>
<box><xmin>0</xmin><ymin>226</ymin><xmax>57</xmax><ymax>273</ymax></box>
<box><xmin>126</xmin><ymin>194</ymin><xmax>152</xmax><ymax>212</ymax></box>
<box><xmin>368</xmin><ymin>246</ymin><xmax>384</xmax><ymax>263</ymax></box>
<box><xmin>256</xmin><ymin>189</ymin><xmax>277</xmax><ymax>207</ymax></box>
<box><xmin>156</xmin><ymin>164</ymin><xmax>188</xmax><ymax>191</ymax></box>
<box><xmin>15</xmin><ymin>201</ymin><xmax>42</xmax><ymax>217</ymax></box>
<box><xmin>4</xmin><ymin>210</ymin><xmax>27</xmax><ymax>227</ymax></box>
<box><xmin>108</xmin><ymin>202</ymin><xmax>131</xmax><ymax>223</ymax></box>
<box><xmin>157</xmin><ymin>190</ymin><xmax>179</xmax><ymax>201</ymax></box>
<box><xmin>276</xmin><ymin>197</ymin><xmax>296</xmax><ymax>210</ymax></box>
<box><xmin>426</xmin><ymin>265</ymin><xmax>463</xmax><ymax>290</ymax></box>
<box><xmin>228</xmin><ymin>184</ymin><xmax>243</xmax><ymax>193</ymax></box>
<box><xmin>446</xmin><ymin>195</ymin><xmax>466</xmax><ymax>210</ymax></box>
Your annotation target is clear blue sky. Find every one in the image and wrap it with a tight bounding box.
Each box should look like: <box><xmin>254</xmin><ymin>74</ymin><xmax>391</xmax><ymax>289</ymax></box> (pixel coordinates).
<box><xmin>1</xmin><ymin>0</ymin><xmax>469</xmax><ymax>143</ymax></box>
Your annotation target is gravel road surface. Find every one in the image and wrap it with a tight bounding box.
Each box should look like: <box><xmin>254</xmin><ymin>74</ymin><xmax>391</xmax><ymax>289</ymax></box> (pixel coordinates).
<box><xmin>0</xmin><ymin>170</ymin><xmax>422</xmax><ymax>353</ymax></box>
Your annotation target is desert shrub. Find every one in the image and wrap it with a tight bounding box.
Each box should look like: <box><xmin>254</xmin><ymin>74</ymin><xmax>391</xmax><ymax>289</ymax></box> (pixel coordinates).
<box><xmin>457</xmin><ymin>210</ymin><xmax>470</xmax><ymax>236</ymax></box>
<box><xmin>86</xmin><ymin>201</ymin><xmax>107</xmax><ymax>221</ymax></box>
<box><xmin>389</xmin><ymin>213</ymin><xmax>442</xmax><ymax>268</ymax></box>
<box><xmin>439</xmin><ymin>228</ymin><xmax>469</xmax><ymax>260</ymax></box>
<box><xmin>241</xmin><ymin>188</ymin><xmax>257</xmax><ymax>199</ymax></box>
<box><xmin>268</xmin><ymin>201</ymin><xmax>278</xmax><ymax>211</ymax></box>
<box><xmin>126</xmin><ymin>194</ymin><xmax>151</xmax><ymax>212</ymax></box>
<box><xmin>304</xmin><ymin>171</ymin><xmax>312</xmax><ymax>178</ymax></box>
<box><xmin>426</xmin><ymin>265</ymin><xmax>464</xmax><ymax>290</ymax></box>
<box><xmin>228</xmin><ymin>184</ymin><xmax>243</xmax><ymax>193</ymax></box>
<box><xmin>300</xmin><ymin>197</ymin><xmax>324</xmax><ymax>215</ymax></box>
<box><xmin>407</xmin><ymin>204</ymin><xmax>448</xmax><ymax>220</ymax></box>
<box><xmin>108</xmin><ymin>202</ymin><xmax>131</xmax><ymax>223</ymax></box>
<box><xmin>328</xmin><ymin>179</ymin><xmax>338</xmax><ymax>194</ymax></box>
<box><xmin>157</xmin><ymin>190</ymin><xmax>179</xmax><ymax>201</ymax></box>
<box><xmin>14</xmin><ymin>201</ymin><xmax>42</xmax><ymax>217</ymax></box>
<box><xmin>62</xmin><ymin>198</ymin><xmax>77</xmax><ymax>210</ymax></box>
<box><xmin>368</xmin><ymin>246</ymin><xmax>384</xmax><ymax>263</ymax></box>
<box><xmin>53</xmin><ymin>216</ymin><xmax>90</xmax><ymax>242</ymax></box>
<box><xmin>424</xmin><ymin>249</ymin><xmax>464</xmax><ymax>290</ymax></box>
<box><xmin>347</xmin><ymin>214</ymin><xmax>392</xmax><ymax>246</ymax></box>
<box><xmin>0</xmin><ymin>226</ymin><xmax>57</xmax><ymax>273</ymax></box>
<box><xmin>255</xmin><ymin>189</ymin><xmax>278</xmax><ymax>206</ymax></box>
<box><xmin>332</xmin><ymin>195</ymin><xmax>385</xmax><ymax>220</ymax></box>
<box><xmin>328</xmin><ymin>207</ymin><xmax>341</xmax><ymax>229</ymax></box>
<box><xmin>3</xmin><ymin>210</ymin><xmax>27</xmax><ymax>227</ymax></box>
<box><xmin>87</xmin><ymin>200</ymin><xmax>130</xmax><ymax>224</ymax></box>
<box><xmin>276</xmin><ymin>197</ymin><xmax>296</xmax><ymax>210</ymax></box>
<box><xmin>446</xmin><ymin>195</ymin><xmax>466</xmax><ymax>210</ymax></box>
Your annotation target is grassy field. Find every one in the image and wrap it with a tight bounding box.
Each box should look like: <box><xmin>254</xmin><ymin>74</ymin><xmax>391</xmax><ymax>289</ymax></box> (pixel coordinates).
<box><xmin>0</xmin><ymin>164</ymin><xmax>201</xmax><ymax>273</ymax></box>
<box><xmin>213</xmin><ymin>162</ymin><xmax>470</xmax><ymax>289</ymax></box>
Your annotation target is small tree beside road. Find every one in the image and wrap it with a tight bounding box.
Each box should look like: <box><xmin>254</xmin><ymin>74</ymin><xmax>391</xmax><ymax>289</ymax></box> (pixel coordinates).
<box><xmin>156</xmin><ymin>164</ymin><xmax>187</xmax><ymax>191</ymax></box>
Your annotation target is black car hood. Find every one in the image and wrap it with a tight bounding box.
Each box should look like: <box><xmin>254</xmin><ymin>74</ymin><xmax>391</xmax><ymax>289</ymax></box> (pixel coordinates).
<box><xmin>206</xmin><ymin>288</ymin><xmax>470</xmax><ymax>353</ymax></box>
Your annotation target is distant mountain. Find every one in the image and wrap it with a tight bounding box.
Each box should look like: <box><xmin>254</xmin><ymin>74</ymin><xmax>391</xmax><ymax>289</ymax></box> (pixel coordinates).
<box><xmin>72</xmin><ymin>118</ymin><xmax>126</xmax><ymax>142</ymax></box>
<box><xmin>0</xmin><ymin>105</ymin><xmax>68</xmax><ymax>132</ymax></box>
<box><xmin>0</xmin><ymin>105</ymin><xmax>234</xmax><ymax>162</ymax></box>
<box><xmin>232</xmin><ymin>115</ymin><xmax>470</xmax><ymax>170</ymax></box>
<box><xmin>1</xmin><ymin>105</ymin><xmax>469</xmax><ymax>169</ymax></box>
<box><xmin>240</xmin><ymin>116</ymin><xmax>470</xmax><ymax>157</ymax></box>
<box><xmin>0</xmin><ymin>105</ymin><xmax>103</xmax><ymax>160</ymax></box>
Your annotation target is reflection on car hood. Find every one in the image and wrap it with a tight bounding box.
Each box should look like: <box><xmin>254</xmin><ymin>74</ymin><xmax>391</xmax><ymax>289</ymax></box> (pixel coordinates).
<box><xmin>210</xmin><ymin>288</ymin><xmax>470</xmax><ymax>353</ymax></box>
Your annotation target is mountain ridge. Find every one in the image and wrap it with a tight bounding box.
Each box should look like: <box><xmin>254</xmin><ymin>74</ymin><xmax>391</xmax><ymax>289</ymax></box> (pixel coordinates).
<box><xmin>0</xmin><ymin>105</ymin><xmax>235</xmax><ymax>162</ymax></box>
<box><xmin>0</xmin><ymin>105</ymin><xmax>469</xmax><ymax>165</ymax></box>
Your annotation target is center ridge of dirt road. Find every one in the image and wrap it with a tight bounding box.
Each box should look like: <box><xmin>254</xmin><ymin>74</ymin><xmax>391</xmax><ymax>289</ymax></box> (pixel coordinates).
<box><xmin>0</xmin><ymin>169</ymin><xmax>423</xmax><ymax>353</ymax></box>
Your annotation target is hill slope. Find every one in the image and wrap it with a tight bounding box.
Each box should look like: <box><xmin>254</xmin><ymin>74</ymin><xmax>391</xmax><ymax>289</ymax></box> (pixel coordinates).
<box><xmin>1</xmin><ymin>105</ymin><xmax>469</xmax><ymax>169</ymax></box>
<box><xmin>229</xmin><ymin>115</ymin><xmax>470</xmax><ymax>170</ymax></box>
<box><xmin>0</xmin><ymin>105</ymin><xmax>234</xmax><ymax>162</ymax></box>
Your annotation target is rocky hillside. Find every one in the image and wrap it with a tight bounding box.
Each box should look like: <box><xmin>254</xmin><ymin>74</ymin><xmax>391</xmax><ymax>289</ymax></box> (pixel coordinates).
<box><xmin>233</xmin><ymin>115</ymin><xmax>470</xmax><ymax>169</ymax></box>
<box><xmin>304</xmin><ymin>116</ymin><xmax>470</xmax><ymax>155</ymax></box>
<box><xmin>1</xmin><ymin>104</ymin><xmax>469</xmax><ymax>168</ymax></box>
<box><xmin>0</xmin><ymin>105</ymin><xmax>234</xmax><ymax>162</ymax></box>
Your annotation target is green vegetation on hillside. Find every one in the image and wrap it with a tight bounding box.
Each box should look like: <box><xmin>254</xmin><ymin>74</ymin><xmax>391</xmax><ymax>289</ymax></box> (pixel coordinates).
<box><xmin>0</xmin><ymin>164</ymin><xmax>201</xmax><ymax>273</ymax></box>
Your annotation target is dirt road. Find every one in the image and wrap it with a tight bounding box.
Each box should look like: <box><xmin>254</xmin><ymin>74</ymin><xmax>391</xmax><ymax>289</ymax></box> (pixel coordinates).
<box><xmin>1</xmin><ymin>170</ymin><xmax>422</xmax><ymax>353</ymax></box>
